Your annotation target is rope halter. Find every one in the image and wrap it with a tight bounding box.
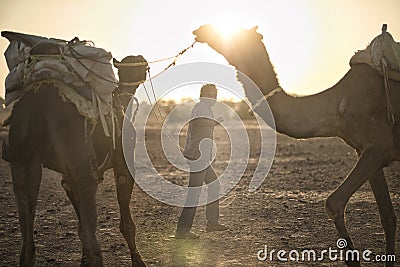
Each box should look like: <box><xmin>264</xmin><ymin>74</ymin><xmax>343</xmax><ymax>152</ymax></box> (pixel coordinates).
<box><xmin>252</xmin><ymin>87</ymin><xmax>283</xmax><ymax>110</ymax></box>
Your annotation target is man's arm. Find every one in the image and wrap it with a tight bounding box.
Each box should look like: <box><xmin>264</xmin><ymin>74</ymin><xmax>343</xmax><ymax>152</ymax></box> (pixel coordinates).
<box><xmin>190</xmin><ymin>117</ymin><xmax>219</xmax><ymax>127</ymax></box>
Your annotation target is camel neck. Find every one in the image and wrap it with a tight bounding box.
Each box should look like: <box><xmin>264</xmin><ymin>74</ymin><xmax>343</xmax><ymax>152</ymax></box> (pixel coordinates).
<box><xmin>232</xmin><ymin>58</ymin><xmax>339</xmax><ymax>138</ymax></box>
<box><xmin>265</xmin><ymin>88</ymin><xmax>340</xmax><ymax>138</ymax></box>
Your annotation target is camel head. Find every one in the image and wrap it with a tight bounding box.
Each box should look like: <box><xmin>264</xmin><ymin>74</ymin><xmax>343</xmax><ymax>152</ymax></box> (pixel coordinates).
<box><xmin>113</xmin><ymin>55</ymin><xmax>148</xmax><ymax>95</ymax></box>
<box><xmin>193</xmin><ymin>24</ymin><xmax>280</xmax><ymax>99</ymax></box>
<box><xmin>193</xmin><ymin>24</ymin><xmax>264</xmax><ymax>66</ymax></box>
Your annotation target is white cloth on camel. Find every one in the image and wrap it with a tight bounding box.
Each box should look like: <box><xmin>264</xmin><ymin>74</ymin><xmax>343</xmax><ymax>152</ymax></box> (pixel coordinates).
<box><xmin>2</xmin><ymin>32</ymin><xmax>118</xmax><ymax>137</ymax></box>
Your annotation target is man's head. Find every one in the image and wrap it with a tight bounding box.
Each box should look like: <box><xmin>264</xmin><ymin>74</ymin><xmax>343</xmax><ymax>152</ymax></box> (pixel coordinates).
<box><xmin>200</xmin><ymin>84</ymin><xmax>218</xmax><ymax>99</ymax></box>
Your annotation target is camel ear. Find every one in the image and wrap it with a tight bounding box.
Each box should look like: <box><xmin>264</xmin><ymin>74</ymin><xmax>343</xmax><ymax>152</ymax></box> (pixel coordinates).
<box><xmin>251</xmin><ymin>26</ymin><xmax>258</xmax><ymax>32</ymax></box>
<box><xmin>113</xmin><ymin>58</ymin><xmax>120</xmax><ymax>68</ymax></box>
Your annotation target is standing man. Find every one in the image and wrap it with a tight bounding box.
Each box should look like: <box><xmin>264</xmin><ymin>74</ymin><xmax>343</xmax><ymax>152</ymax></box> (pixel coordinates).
<box><xmin>175</xmin><ymin>84</ymin><xmax>228</xmax><ymax>239</ymax></box>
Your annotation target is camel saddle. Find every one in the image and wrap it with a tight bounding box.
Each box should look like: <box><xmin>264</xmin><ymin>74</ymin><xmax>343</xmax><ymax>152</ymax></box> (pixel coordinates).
<box><xmin>350</xmin><ymin>26</ymin><xmax>400</xmax><ymax>81</ymax></box>
<box><xmin>1</xmin><ymin>31</ymin><xmax>118</xmax><ymax>137</ymax></box>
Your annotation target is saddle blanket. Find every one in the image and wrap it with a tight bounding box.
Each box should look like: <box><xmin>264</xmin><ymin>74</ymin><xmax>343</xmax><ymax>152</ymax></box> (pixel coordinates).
<box><xmin>1</xmin><ymin>31</ymin><xmax>118</xmax><ymax>136</ymax></box>
<box><xmin>350</xmin><ymin>28</ymin><xmax>400</xmax><ymax>80</ymax></box>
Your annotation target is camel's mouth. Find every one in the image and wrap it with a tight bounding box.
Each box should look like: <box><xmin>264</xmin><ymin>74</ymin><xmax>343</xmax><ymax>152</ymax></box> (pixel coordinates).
<box><xmin>193</xmin><ymin>24</ymin><xmax>229</xmax><ymax>43</ymax></box>
<box><xmin>192</xmin><ymin>30</ymin><xmax>200</xmax><ymax>42</ymax></box>
<box><xmin>192</xmin><ymin>26</ymin><xmax>212</xmax><ymax>43</ymax></box>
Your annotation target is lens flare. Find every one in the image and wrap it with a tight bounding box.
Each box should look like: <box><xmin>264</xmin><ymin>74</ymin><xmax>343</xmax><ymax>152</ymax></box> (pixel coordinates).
<box><xmin>212</xmin><ymin>20</ymin><xmax>242</xmax><ymax>39</ymax></box>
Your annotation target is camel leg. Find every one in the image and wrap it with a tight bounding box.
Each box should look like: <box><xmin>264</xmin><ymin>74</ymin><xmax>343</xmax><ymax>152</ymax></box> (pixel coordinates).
<box><xmin>46</xmin><ymin>115</ymin><xmax>103</xmax><ymax>266</ymax></box>
<box><xmin>113</xmin><ymin>167</ymin><xmax>145</xmax><ymax>267</ymax></box>
<box><xmin>73</xmin><ymin>175</ymin><xmax>103</xmax><ymax>267</ymax></box>
<box><xmin>369</xmin><ymin>170</ymin><xmax>396</xmax><ymax>267</ymax></box>
<box><xmin>11</xmin><ymin>156</ymin><xmax>42</xmax><ymax>267</ymax></box>
<box><xmin>63</xmin><ymin>165</ymin><xmax>102</xmax><ymax>266</ymax></box>
<box><xmin>325</xmin><ymin>148</ymin><xmax>389</xmax><ymax>267</ymax></box>
<box><xmin>61</xmin><ymin>176</ymin><xmax>91</xmax><ymax>267</ymax></box>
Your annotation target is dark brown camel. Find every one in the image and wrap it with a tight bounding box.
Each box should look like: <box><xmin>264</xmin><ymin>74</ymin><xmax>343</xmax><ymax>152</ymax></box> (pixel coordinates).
<box><xmin>193</xmin><ymin>24</ymin><xmax>400</xmax><ymax>266</ymax></box>
<box><xmin>3</xmin><ymin>54</ymin><xmax>148</xmax><ymax>266</ymax></box>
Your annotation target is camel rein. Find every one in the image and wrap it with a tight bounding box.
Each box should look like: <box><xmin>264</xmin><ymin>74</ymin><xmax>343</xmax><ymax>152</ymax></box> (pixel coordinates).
<box><xmin>112</xmin><ymin>41</ymin><xmax>197</xmax><ymax>86</ymax></box>
<box><xmin>137</xmin><ymin>42</ymin><xmax>197</xmax><ymax>152</ymax></box>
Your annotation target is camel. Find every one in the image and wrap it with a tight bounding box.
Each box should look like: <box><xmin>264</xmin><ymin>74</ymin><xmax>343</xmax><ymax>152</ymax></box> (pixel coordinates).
<box><xmin>193</xmin><ymin>24</ymin><xmax>400</xmax><ymax>266</ymax></box>
<box><xmin>1</xmin><ymin>33</ymin><xmax>148</xmax><ymax>267</ymax></box>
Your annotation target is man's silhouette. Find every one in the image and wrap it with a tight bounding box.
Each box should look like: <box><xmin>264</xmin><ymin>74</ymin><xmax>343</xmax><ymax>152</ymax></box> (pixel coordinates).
<box><xmin>176</xmin><ymin>84</ymin><xmax>228</xmax><ymax>239</ymax></box>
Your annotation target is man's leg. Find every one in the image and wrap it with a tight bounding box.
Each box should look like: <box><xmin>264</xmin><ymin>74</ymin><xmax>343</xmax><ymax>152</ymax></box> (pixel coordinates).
<box><xmin>205</xmin><ymin>166</ymin><xmax>228</xmax><ymax>232</ymax></box>
<box><xmin>176</xmin><ymin>168</ymin><xmax>206</xmax><ymax>233</ymax></box>
<box><xmin>204</xmin><ymin>166</ymin><xmax>219</xmax><ymax>224</ymax></box>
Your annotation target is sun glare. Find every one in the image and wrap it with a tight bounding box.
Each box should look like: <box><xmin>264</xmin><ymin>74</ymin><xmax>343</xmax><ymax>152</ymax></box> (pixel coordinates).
<box><xmin>212</xmin><ymin>19</ymin><xmax>242</xmax><ymax>39</ymax></box>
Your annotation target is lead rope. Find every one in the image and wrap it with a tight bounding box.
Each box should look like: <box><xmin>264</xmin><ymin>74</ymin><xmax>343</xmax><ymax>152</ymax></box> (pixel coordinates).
<box><xmin>140</xmin><ymin>42</ymin><xmax>197</xmax><ymax>152</ymax></box>
<box><xmin>142</xmin><ymin>71</ymin><xmax>185</xmax><ymax>152</ymax></box>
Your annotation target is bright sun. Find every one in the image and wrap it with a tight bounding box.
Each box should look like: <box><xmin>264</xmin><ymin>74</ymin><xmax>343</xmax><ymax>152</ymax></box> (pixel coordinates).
<box><xmin>212</xmin><ymin>19</ymin><xmax>242</xmax><ymax>39</ymax></box>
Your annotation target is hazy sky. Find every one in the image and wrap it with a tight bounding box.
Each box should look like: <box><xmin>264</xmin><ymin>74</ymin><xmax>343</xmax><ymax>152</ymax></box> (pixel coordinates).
<box><xmin>1</xmin><ymin>0</ymin><xmax>399</xmax><ymax>101</ymax></box>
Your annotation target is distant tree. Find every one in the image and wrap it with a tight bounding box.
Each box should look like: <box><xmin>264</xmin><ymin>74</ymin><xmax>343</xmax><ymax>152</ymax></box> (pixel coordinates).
<box><xmin>135</xmin><ymin>99</ymin><xmax>255</xmax><ymax>127</ymax></box>
<box><xmin>228</xmin><ymin>100</ymin><xmax>254</xmax><ymax>121</ymax></box>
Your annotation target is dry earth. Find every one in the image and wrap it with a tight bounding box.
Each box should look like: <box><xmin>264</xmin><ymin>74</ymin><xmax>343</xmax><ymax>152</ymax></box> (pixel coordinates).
<box><xmin>0</xmin><ymin>124</ymin><xmax>399</xmax><ymax>266</ymax></box>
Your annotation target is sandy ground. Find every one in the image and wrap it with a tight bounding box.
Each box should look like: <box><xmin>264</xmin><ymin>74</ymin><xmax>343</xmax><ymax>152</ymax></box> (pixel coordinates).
<box><xmin>0</xmin><ymin>125</ymin><xmax>400</xmax><ymax>266</ymax></box>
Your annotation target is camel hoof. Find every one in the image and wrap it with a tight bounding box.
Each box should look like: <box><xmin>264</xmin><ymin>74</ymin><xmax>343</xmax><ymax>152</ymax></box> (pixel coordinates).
<box><xmin>131</xmin><ymin>252</ymin><xmax>146</xmax><ymax>267</ymax></box>
<box><xmin>20</xmin><ymin>250</ymin><xmax>36</xmax><ymax>267</ymax></box>
<box><xmin>345</xmin><ymin>260</ymin><xmax>361</xmax><ymax>267</ymax></box>
<box><xmin>80</xmin><ymin>254</ymin><xmax>90</xmax><ymax>267</ymax></box>
<box><xmin>132</xmin><ymin>259</ymin><xmax>146</xmax><ymax>267</ymax></box>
